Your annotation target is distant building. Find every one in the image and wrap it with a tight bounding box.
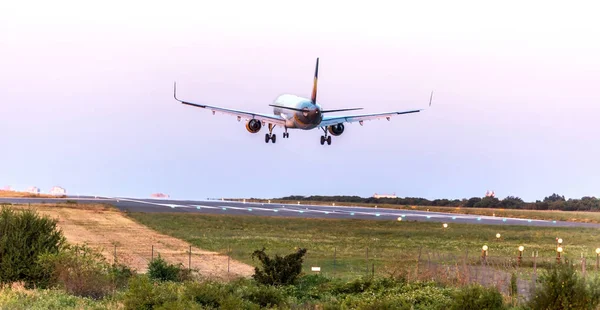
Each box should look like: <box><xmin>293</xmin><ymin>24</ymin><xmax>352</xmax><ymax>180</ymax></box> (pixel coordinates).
<box><xmin>2</xmin><ymin>186</ymin><xmax>14</xmax><ymax>192</ymax></box>
<box><xmin>27</xmin><ymin>187</ymin><xmax>41</xmax><ymax>194</ymax></box>
<box><xmin>50</xmin><ymin>186</ymin><xmax>67</xmax><ymax>195</ymax></box>
<box><xmin>485</xmin><ymin>190</ymin><xmax>496</xmax><ymax>198</ymax></box>
<box><xmin>151</xmin><ymin>193</ymin><xmax>170</xmax><ymax>199</ymax></box>
<box><xmin>373</xmin><ymin>192</ymin><xmax>397</xmax><ymax>199</ymax></box>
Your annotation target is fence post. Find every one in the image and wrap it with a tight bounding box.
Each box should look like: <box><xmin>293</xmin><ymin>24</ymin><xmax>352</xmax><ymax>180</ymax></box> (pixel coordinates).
<box><xmin>464</xmin><ymin>249</ymin><xmax>469</xmax><ymax>283</ymax></box>
<box><xmin>582</xmin><ymin>253</ymin><xmax>586</xmax><ymax>278</ymax></box>
<box><xmin>189</xmin><ymin>245</ymin><xmax>192</xmax><ymax>270</ymax></box>
<box><xmin>151</xmin><ymin>245</ymin><xmax>154</xmax><ymax>261</ymax></box>
<box><xmin>416</xmin><ymin>247</ymin><xmax>422</xmax><ymax>280</ymax></box>
<box><xmin>366</xmin><ymin>247</ymin><xmax>369</xmax><ymax>276</ymax></box>
<box><xmin>227</xmin><ymin>244</ymin><xmax>230</xmax><ymax>274</ymax></box>
<box><xmin>333</xmin><ymin>247</ymin><xmax>337</xmax><ymax>277</ymax></box>
<box><xmin>372</xmin><ymin>262</ymin><xmax>374</xmax><ymax>277</ymax></box>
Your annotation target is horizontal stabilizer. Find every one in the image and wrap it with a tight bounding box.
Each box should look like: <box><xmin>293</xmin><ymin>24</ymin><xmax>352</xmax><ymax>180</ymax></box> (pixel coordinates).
<box><xmin>269</xmin><ymin>104</ymin><xmax>306</xmax><ymax>112</ymax></box>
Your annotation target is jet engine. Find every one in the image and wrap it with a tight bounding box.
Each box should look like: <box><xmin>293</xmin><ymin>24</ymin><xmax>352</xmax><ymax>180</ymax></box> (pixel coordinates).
<box><xmin>327</xmin><ymin>123</ymin><xmax>345</xmax><ymax>136</ymax></box>
<box><xmin>245</xmin><ymin>119</ymin><xmax>262</xmax><ymax>133</ymax></box>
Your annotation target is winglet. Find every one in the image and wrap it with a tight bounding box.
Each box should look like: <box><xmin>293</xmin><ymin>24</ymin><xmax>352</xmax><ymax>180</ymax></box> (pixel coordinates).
<box><xmin>310</xmin><ymin>57</ymin><xmax>319</xmax><ymax>103</ymax></box>
<box><xmin>173</xmin><ymin>82</ymin><xmax>181</xmax><ymax>102</ymax></box>
<box><xmin>429</xmin><ymin>91</ymin><xmax>434</xmax><ymax>107</ymax></box>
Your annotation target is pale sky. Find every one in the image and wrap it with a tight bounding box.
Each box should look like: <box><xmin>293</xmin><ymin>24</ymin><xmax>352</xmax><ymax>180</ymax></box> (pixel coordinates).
<box><xmin>1</xmin><ymin>1</ymin><xmax>599</xmax><ymax>201</ymax></box>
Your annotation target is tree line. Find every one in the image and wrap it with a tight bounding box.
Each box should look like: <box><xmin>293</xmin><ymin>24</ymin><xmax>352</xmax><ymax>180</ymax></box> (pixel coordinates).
<box><xmin>276</xmin><ymin>193</ymin><xmax>600</xmax><ymax>211</ymax></box>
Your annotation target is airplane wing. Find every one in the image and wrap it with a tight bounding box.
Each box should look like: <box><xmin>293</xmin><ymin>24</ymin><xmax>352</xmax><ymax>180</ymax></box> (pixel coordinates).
<box><xmin>319</xmin><ymin>91</ymin><xmax>433</xmax><ymax>127</ymax></box>
<box><xmin>319</xmin><ymin>109</ymin><xmax>422</xmax><ymax>127</ymax></box>
<box><xmin>173</xmin><ymin>83</ymin><xmax>287</xmax><ymax>126</ymax></box>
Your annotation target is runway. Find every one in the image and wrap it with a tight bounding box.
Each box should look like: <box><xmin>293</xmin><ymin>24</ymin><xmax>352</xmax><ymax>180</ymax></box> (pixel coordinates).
<box><xmin>1</xmin><ymin>196</ymin><xmax>599</xmax><ymax>228</ymax></box>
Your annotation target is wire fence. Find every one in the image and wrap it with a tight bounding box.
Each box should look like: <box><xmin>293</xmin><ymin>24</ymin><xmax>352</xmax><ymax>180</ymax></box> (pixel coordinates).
<box><xmin>107</xmin><ymin>244</ymin><xmax>597</xmax><ymax>300</ymax></box>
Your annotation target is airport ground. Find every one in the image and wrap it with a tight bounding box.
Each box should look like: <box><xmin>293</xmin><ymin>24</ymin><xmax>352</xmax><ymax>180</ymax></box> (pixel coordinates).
<box><xmin>1</xmin><ymin>197</ymin><xmax>599</xmax><ymax>279</ymax></box>
<box><xmin>249</xmin><ymin>198</ymin><xmax>600</xmax><ymax>225</ymax></box>
<box><xmin>1</xmin><ymin>197</ymin><xmax>599</xmax><ymax>308</ymax></box>
<box><xmin>2</xmin><ymin>196</ymin><xmax>599</xmax><ymax>229</ymax></box>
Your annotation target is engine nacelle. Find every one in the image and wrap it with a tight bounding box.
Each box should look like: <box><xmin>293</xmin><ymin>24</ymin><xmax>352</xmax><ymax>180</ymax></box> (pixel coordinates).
<box><xmin>327</xmin><ymin>123</ymin><xmax>345</xmax><ymax>136</ymax></box>
<box><xmin>245</xmin><ymin>119</ymin><xmax>262</xmax><ymax>133</ymax></box>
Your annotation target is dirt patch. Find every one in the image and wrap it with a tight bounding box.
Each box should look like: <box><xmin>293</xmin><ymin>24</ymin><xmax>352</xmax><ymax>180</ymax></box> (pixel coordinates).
<box><xmin>14</xmin><ymin>204</ymin><xmax>254</xmax><ymax>280</ymax></box>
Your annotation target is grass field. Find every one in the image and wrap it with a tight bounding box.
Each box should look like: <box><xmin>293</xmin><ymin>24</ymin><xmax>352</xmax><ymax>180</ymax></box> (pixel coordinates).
<box><xmin>127</xmin><ymin>212</ymin><xmax>600</xmax><ymax>279</ymax></box>
<box><xmin>242</xmin><ymin>199</ymin><xmax>600</xmax><ymax>224</ymax></box>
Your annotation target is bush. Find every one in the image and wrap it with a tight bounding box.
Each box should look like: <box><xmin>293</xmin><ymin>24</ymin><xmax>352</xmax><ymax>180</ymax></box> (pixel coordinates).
<box><xmin>147</xmin><ymin>254</ymin><xmax>192</xmax><ymax>282</ymax></box>
<box><xmin>450</xmin><ymin>284</ymin><xmax>505</xmax><ymax>310</ymax></box>
<box><xmin>245</xmin><ymin>284</ymin><xmax>285</xmax><ymax>308</ymax></box>
<box><xmin>251</xmin><ymin>247</ymin><xmax>307</xmax><ymax>286</ymax></box>
<box><xmin>123</xmin><ymin>275</ymin><xmax>182</xmax><ymax>310</ymax></box>
<box><xmin>110</xmin><ymin>263</ymin><xmax>136</xmax><ymax>290</ymax></box>
<box><xmin>38</xmin><ymin>243</ymin><xmax>136</xmax><ymax>299</ymax></box>
<box><xmin>123</xmin><ymin>277</ymin><xmax>259</xmax><ymax>310</ymax></box>
<box><xmin>332</xmin><ymin>277</ymin><xmax>375</xmax><ymax>295</ymax></box>
<box><xmin>529</xmin><ymin>260</ymin><xmax>600</xmax><ymax>310</ymax></box>
<box><xmin>0</xmin><ymin>206</ymin><xmax>65</xmax><ymax>288</ymax></box>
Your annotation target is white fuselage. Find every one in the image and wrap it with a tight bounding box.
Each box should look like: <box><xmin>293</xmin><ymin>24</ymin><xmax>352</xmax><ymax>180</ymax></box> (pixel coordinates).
<box><xmin>272</xmin><ymin>94</ymin><xmax>323</xmax><ymax>130</ymax></box>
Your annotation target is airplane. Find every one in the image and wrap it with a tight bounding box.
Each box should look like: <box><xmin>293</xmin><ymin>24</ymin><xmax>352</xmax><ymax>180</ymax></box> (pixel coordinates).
<box><xmin>173</xmin><ymin>58</ymin><xmax>433</xmax><ymax>145</ymax></box>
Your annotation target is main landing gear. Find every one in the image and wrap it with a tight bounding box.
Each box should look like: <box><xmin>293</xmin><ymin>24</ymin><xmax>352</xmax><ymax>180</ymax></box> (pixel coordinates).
<box><xmin>283</xmin><ymin>127</ymin><xmax>289</xmax><ymax>139</ymax></box>
<box><xmin>320</xmin><ymin>127</ymin><xmax>332</xmax><ymax>145</ymax></box>
<box><xmin>265</xmin><ymin>124</ymin><xmax>276</xmax><ymax>143</ymax></box>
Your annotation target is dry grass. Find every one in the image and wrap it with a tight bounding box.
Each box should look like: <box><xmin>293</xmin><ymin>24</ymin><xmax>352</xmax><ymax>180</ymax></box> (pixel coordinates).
<box><xmin>8</xmin><ymin>203</ymin><xmax>254</xmax><ymax>280</ymax></box>
<box><xmin>0</xmin><ymin>190</ymin><xmax>63</xmax><ymax>198</ymax></box>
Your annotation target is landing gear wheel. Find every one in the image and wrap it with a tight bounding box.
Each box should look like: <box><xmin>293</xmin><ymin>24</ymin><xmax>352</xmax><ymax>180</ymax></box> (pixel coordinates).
<box><xmin>327</xmin><ymin>136</ymin><xmax>331</xmax><ymax>145</ymax></box>
<box><xmin>320</xmin><ymin>136</ymin><xmax>325</xmax><ymax>145</ymax></box>
<box><xmin>271</xmin><ymin>134</ymin><xmax>276</xmax><ymax>143</ymax></box>
<box><xmin>283</xmin><ymin>132</ymin><xmax>289</xmax><ymax>138</ymax></box>
<box><xmin>265</xmin><ymin>134</ymin><xmax>270</xmax><ymax>143</ymax></box>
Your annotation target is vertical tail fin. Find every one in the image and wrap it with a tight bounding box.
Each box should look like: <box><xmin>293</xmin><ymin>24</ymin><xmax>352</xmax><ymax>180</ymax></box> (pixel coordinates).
<box><xmin>310</xmin><ymin>57</ymin><xmax>319</xmax><ymax>104</ymax></box>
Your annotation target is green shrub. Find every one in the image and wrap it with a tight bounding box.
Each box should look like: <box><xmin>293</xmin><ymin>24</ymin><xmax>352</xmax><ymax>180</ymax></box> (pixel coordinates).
<box><xmin>147</xmin><ymin>255</ymin><xmax>192</xmax><ymax>282</ymax></box>
<box><xmin>287</xmin><ymin>274</ymin><xmax>332</xmax><ymax>301</ymax></box>
<box><xmin>396</xmin><ymin>284</ymin><xmax>454</xmax><ymax>310</ymax></box>
<box><xmin>109</xmin><ymin>263</ymin><xmax>136</xmax><ymax>290</ymax></box>
<box><xmin>245</xmin><ymin>284</ymin><xmax>285</xmax><ymax>308</ymax></box>
<box><xmin>0</xmin><ymin>206</ymin><xmax>65</xmax><ymax>288</ymax></box>
<box><xmin>251</xmin><ymin>247</ymin><xmax>307</xmax><ymax>286</ymax></box>
<box><xmin>124</xmin><ymin>277</ymin><xmax>260</xmax><ymax>310</ymax></box>
<box><xmin>183</xmin><ymin>281</ymin><xmax>224</xmax><ymax>308</ymax></box>
<box><xmin>529</xmin><ymin>260</ymin><xmax>600</xmax><ymax>310</ymax></box>
<box><xmin>123</xmin><ymin>275</ymin><xmax>181</xmax><ymax>310</ymax></box>
<box><xmin>332</xmin><ymin>277</ymin><xmax>375</xmax><ymax>295</ymax></box>
<box><xmin>450</xmin><ymin>284</ymin><xmax>505</xmax><ymax>310</ymax></box>
<box><xmin>329</xmin><ymin>281</ymin><xmax>452</xmax><ymax>310</ymax></box>
<box><xmin>38</xmin><ymin>243</ymin><xmax>136</xmax><ymax>299</ymax></box>
<box><xmin>0</xmin><ymin>287</ymin><xmax>121</xmax><ymax>309</ymax></box>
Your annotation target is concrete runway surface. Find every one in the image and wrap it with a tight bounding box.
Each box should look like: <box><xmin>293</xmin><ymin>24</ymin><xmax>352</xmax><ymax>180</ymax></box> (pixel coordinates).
<box><xmin>1</xmin><ymin>196</ymin><xmax>599</xmax><ymax>229</ymax></box>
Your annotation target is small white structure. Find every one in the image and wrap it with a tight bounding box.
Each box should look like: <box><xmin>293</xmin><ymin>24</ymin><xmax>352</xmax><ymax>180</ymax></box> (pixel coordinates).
<box><xmin>150</xmin><ymin>193</ymin><xmax>170</xmax><ymax>199</ymax></box>
<box><xmin>373</xmin><ymin>192</ymin><xmax>397</xmax><ymax>199</ymax></box>
<box><xmin>50</xmin><ymin>186</ymin><xmax>67</xmax><ymax>195</ymax></box>
<box><xmin>27</xmin><ymin>187</ymin><xmax>41</xmax><ymax>194</ymax></box>
<box><xmin>485</xmin><ymin>190</ymin><xmax>496</xmax><ymax>198</ymax></box>
<box><xmin>2</xmin><ymin>186</ymin><xmax>14</xmax><ymax>192</ymax></box>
